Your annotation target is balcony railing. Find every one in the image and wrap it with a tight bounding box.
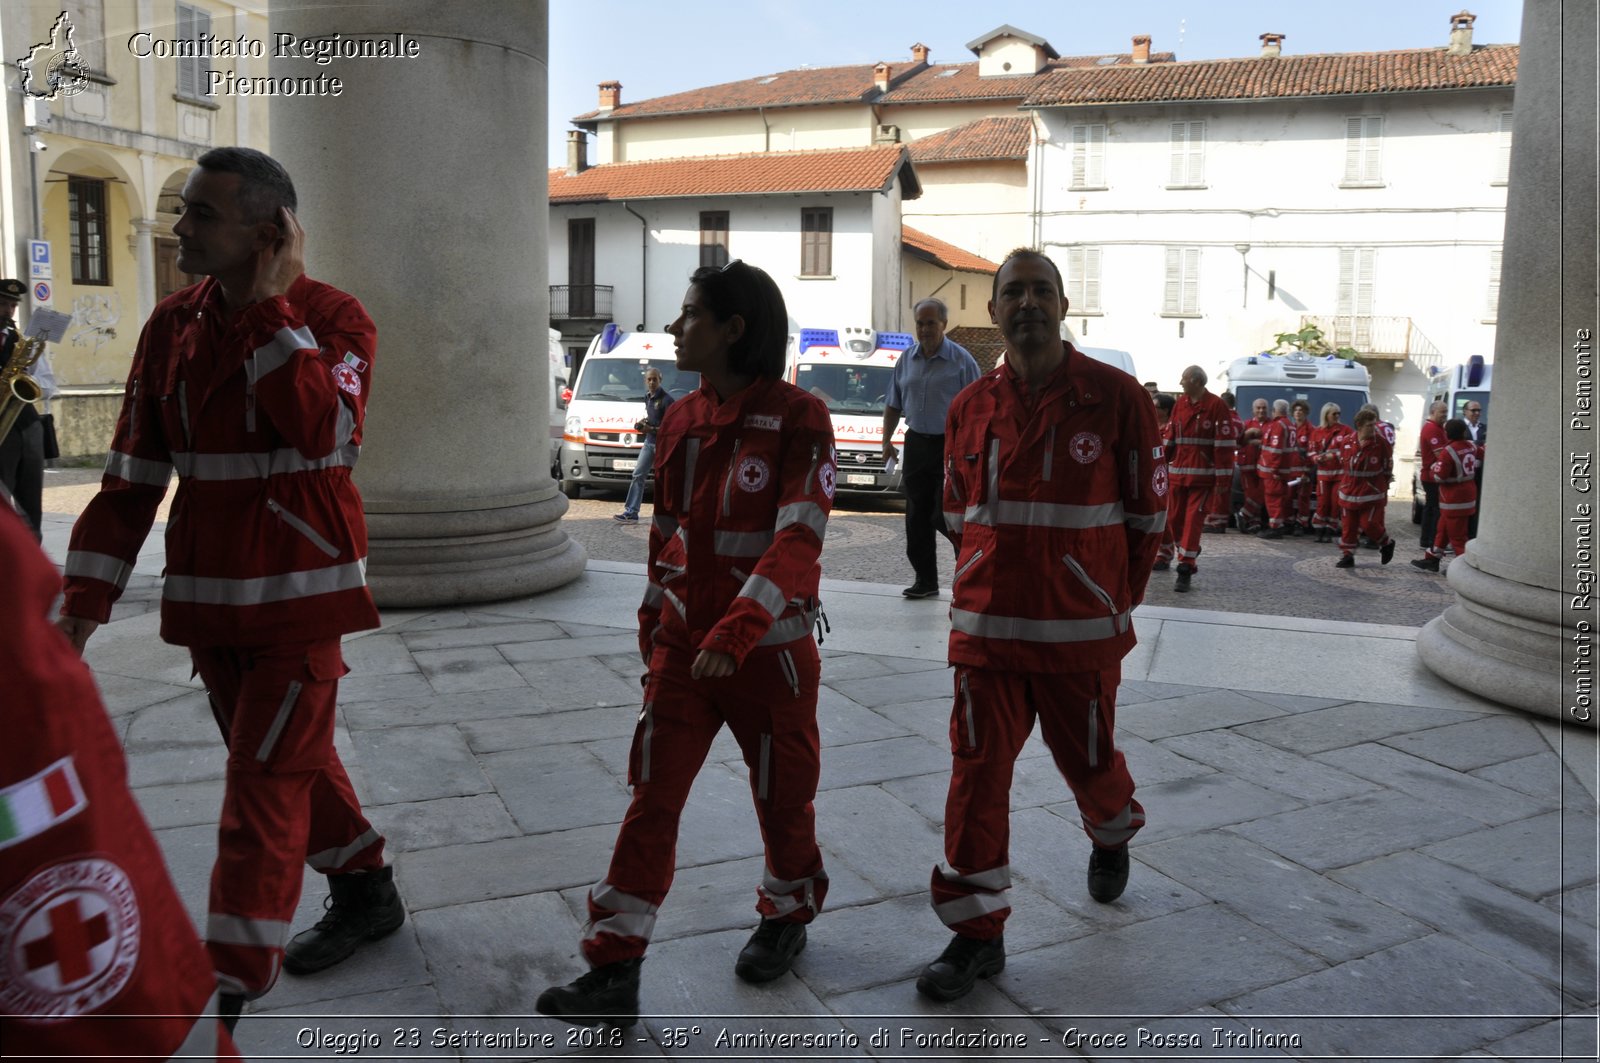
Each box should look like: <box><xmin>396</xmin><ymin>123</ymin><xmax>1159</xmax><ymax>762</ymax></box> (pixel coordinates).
<box><xmin>1301</xmin><ymin>314</ymin><xmax>1444</xmax><ymax>371</ymax></box>
<box><xmin>550</xmin><ymin>284</ymin><xmax>614</xmax><ymax>319</ymax></box>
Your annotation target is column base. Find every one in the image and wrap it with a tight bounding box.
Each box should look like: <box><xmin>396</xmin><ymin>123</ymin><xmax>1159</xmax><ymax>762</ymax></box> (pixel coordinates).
<box><xmin>364</xmin><ymin>494</ymin><xmax>586</xmax><ymax>607</ymax></box>
<box><xmin>1415</xmin><ymin>548</ymin><xmax>1588</xmax><ymax>727</ymax></box>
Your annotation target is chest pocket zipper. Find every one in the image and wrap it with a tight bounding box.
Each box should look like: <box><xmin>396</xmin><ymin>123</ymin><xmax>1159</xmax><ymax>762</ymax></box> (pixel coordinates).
<box><xmin>267</xmin><ymin>498</ymin><xmax>340</xmax><ymax>558</ymax></box>
<box><xmin>1062</xmin><ymin>551</ymin><xmax>1122</xmax><ymax>632</ymax></box>
<box><xmin>176</xmin><ymin>381</ymin><xmax>192</xmax><ymax>448</ymax></box>
<box><xmin>722</xmin><ymin>438</ymin><xmax>743</xmax><ymax>516</ymax></box>
<box><xmin>803</xmin><ymin>443</ymin><xmax>820</xmax><ymax>494</ymax></box>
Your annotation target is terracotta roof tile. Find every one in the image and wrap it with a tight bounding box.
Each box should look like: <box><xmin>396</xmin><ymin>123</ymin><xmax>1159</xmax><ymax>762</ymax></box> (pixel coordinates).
<box><xmin>1021</xmin><ymin>45</ymin><xmax>1518</xmax><ymax>107</ymax></box>
<box><xmin>908</xmin><ymin>116</ymin><xmax>1033</xmax><ymax>164</ymax></box>
<box><xmin>902</xmin><ymin>227</ymin><xmax>999</xmax><ymax>274</ymax></box>
<box><xmin>880</xmin><ymin>56</ymin><xmax>1173</xmax><ymax>105</ymax></box>
<box><xmin>947</xmin><ymin>326</ymin><xmax>1005</xmax><ymax>372</ymax></box>
<box><xmin>548</xmin><ymin>146</ymin><xmax>918</xmax><ymax>203</ymax></box>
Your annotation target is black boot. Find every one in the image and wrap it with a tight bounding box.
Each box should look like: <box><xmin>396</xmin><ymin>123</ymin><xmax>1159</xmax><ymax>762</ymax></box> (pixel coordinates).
<box><xmin>283</xmin><ymin>866</ymin><xmax>406</xmax><ymax>975</ymax></box>
<box><xmin>915</xmin><ymin>933</ymin><xmax>1005</xmax><ymax>1002</ymax></box>
<box><xmin>536</xmin><ymin>958</ymin><xmax>642</xmax><ymax>1027</ymax></box>
<box><xmin>734</xmin><ymin>919</ymin><xmax>807</xmax><ymax>983</ymax></box>
<box><xmin>1088</xmin><ymin>845</ymin><xmax>1131</xmax><ymax>902</ymax></box>
<box><xmin>1173</xmin><ymin>563</ymin><xmax>1193</xmax><ymax>593</ymax></box>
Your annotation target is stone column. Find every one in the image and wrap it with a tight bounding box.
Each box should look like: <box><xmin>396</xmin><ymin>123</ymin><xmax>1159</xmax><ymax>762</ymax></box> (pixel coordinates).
<box><xmin>1417</xmin><ymin>0</ymin><xmax>1597</xmax><ymax>726</ymax></box>
<box><xmin>269</xmin><ymin>0</ymin><xmax>585</xmax><ymax>605</ymax></box>
<box><xmin>132</xmin><ymin>218</ymin><xmax>158</xmax><ymax>324</ymax></box>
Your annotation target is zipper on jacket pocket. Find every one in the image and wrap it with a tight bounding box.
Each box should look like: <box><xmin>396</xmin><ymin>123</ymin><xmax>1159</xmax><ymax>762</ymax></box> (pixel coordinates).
<box><xmin>1062</xmin><ymin>551</ymin><xmax>1120</xmax><ymax>627</ymax></box>
<box><xmin>177</xmin><ymin>381</ymin><xmax>192</xmax><ymax>449</ymax></box>
<box><xmin>128</xmin><ymin>378</ymin><xmax>139</xmax><ymax>439</ymax></box>
<box><xmin>1086</xmin><ymin>697</ymin><xmax>1100</xmax><ymax>768</ymax></box>
<box><xmin>637</xmin><ymin>701</ymin><xmax>654</xmax><ymax>784</ymax></box>
<box><xmin>722</xmin><ymin>438</ymin><xmax>743</xmax><ymax>516</ymax></box>
<box><xmin>757</xmin><ymin>734</ymin><xmax>772</xmax><ymax>800</ymax></box>
<box><xmin>952</xmin><ymin>547</ymin><xmax>985</xmax><ymax>584</ymax></box>
<box><xmin>1042</xmin><ymin>425</ymin><xmax>1056</xmax><ymax>481</ymax></box>
<box><xmin>959</xmin><ymin>671</ymin><xmax>977</xmax><ymax>749</ymax></box>
<box><xmin>267</xmin><ymin>498</ymin><xmax>340</xmax><ymax>558</ymax></box>
<box><xmin>803</xmin><ymin>442</ymin><xmax>820</xmax><ymax>494</ymax></box>
<box><xmin>1128</xmin><ymin>450</ymin><xmax>1140</xmax><ymax>499</ymax></box>
<box><xmin>778</xmin><ymin>649</ymin><xmax>800</xmax><ymax>698</ymax></box>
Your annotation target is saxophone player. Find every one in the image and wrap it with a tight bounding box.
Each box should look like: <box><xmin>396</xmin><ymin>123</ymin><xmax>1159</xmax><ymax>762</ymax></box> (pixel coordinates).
<box><xmin>0</xmin><ymin>277</ymin><xmax>45</xmax><ymax>539</ymax></box>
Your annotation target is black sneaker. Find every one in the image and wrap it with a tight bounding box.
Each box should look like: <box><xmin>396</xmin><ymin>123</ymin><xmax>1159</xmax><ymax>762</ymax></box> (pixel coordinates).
<box><xmin>1152</xmin><ymin>559</ymin><xmax>1170</xmax><ymax>572</ymax></box>
<box><xmin>1173</xmin><ymin>564</ymin><xmax>1192</xmax><ymax>593</ymax></box>
<box><xmin>283</xmin><ymin>866</ymin><xmax>406</xmax><ymax>975</ymax></box>
<box><xmin>902</xmin><ymin>581</ymin><xmax>939</xmax><ymax>599</ymax></box>
<box><xmin>535</xmin><ymin>958</ymin><xmax>642</xmax><ymax>1028</ymax></box>
<box><xmin>1336</xmin><ymin>554</ymin><xmax>1355</xmax><ymax>568</ymax></box>
<box><xmin>1379</xmin><ymin>538</ymin><xmax>1396</xmax><ymax>565</ymax></box>
<box><xmin>734</xmin><ymin>919</ymin><xmax>806</xmax><ymax>983</ymax></box>
<box><xmin>915</xmin><ymin>933</ymin><xmax>1005</xmax><ymax>1002</ymax></box>
<box><xmin>1258</xmin><ymin>527</ymin><xmax>1284</xmax><ymax>540</ymax></box>
<box><xmin>1087</xmin><ymin>845</ymin><xmax>1130</xmax><ymax>902</ymax></box>
<box><xmin>1411</xmin><ymin>555</ymin><xmax>1441</xmax><ymax>572</ymax></box>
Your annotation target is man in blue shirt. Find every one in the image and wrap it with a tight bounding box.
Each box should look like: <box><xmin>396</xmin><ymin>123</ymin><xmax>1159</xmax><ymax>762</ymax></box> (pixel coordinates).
<box><xmin>615</xmin><ymin>367</ymin><xmax>674</xmax><ymax>523</ymax></box>
<box><xmin>882</xmin><ymin>298</ymin><xmax>981</xmax><ymax>598</ymax></box>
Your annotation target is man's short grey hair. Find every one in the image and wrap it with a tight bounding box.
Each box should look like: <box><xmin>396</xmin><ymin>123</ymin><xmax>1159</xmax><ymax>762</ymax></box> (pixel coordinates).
<box><xmin>913</xmin><ymin>297</ymin><xmax>949</xmax><ymax>323</ymax></box>
<box><xmin>1359</xmin><ymin>402</ymin><xmax>1380</xmax><ymax>417</ymax></box>
<box><xmin>1181</xmin><ymin>365</ymin><xmax>1207</xmax><ymax>386</ymax></box>
<box><xmin>1272</xmin><ymin>399</ymin><xmax>1290</xmax><ymax>416</ymax></box>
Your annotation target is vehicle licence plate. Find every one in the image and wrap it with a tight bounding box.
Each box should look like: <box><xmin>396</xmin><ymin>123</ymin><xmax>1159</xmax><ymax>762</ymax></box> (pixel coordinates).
<box><xmin>845</xmin><ymin>473</ymin><xmax>876</xmax><ymax>485</ymax></box>
<box><xmin>614</xmin><ymin>459</ymin><xmax>636</xmax><ymax>471</ymax></box>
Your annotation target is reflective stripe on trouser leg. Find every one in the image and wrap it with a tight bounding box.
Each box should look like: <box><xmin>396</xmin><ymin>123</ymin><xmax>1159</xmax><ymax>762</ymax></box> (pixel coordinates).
<box><xmin>583</xmin><ymin>881</ymin><xmax>661</xmax><ymax>962</ymax></box>
<box><xmin>1262</xmin><ymin>478</ymin><xmax>1291</xmax><ymax>528</ymax></box>
<box><xmin>934</xmin><ymin>667</ymin><xmax>1034</xmax><ymax>938</ymax></box>
<box><xmin>1031</xmin><ymin>668</ymin><xmax>1145</xmax><ymax>849</ymax></box>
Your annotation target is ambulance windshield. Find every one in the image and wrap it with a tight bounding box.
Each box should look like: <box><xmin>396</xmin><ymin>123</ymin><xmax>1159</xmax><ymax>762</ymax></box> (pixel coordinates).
<box><xmin>793</xmin><ymin>363</ymin><xmax>894</xmax><ymax>414</ymax></box>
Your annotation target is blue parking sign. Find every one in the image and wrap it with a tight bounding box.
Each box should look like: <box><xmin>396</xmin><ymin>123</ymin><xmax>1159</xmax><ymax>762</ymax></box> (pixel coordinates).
<box><xmin>29</xmin><ymin>240</ymin><xmax>51</xmax><ymax>280</ymax></box>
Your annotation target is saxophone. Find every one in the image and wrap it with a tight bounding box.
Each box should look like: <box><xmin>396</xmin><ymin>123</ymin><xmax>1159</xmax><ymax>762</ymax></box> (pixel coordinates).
<box><xmin>0</xmin><ymin>332</ymin><xmax>45</xmax><ymax>442</ymax></box>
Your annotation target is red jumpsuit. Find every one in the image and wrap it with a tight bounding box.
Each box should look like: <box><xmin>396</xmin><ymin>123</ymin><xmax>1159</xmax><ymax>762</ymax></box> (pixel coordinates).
<box><xmin>1164</xmin><ymin>390</ymin><xmax>1235</xmax><ymax>570</ymax></box>
<box><xmin>1418</xmin><ymin>418</ymin><xmax>1448</xmax><ymax>548</ymax></box>
<box><xmin>582</xmin><ymin>377</ymin><xmax>837</xmax><ymax>967</ymax></box>
<box><xmin>1426</xmin><ymin>439</ymin><xmax>1482</xmax><ymax>559</ymax></box>
<box><xmin>931</xmin><ymin>345</ymin><xmax>1164</xmax><ymax>939</ymax></box>
<box><xmin>1337</xmin><ymin>431</ymin><xmax>1394</xmax><ymax>557</ymax></box>
<box><xmin>1237</xmin><ymin>417</ymin><xmax>1268</xmax><ymax>531</ymax></box>
<box><xmin>1308</xmin><ymin>424</ymin><xmax>1354</xmax><ymax>534</ymax></box>
<box><xmin>1257</xmin><ymin>416</ymin><xmax>1301</xmax><ymax>531</ymax></box>
<box><xmin>1204</xmin><ymin>410</ymin><xmax>1245</xmax><ymax>531</ymax></box>
<box><xmin>0</xmin><ymin>503</ymin><xmax>239</xmax><ymax>1059</ymax></box>
<box><xmin>59</xmin><ymin>275</ymin><xmax>387</xmax><ymax>1000</ymax></box>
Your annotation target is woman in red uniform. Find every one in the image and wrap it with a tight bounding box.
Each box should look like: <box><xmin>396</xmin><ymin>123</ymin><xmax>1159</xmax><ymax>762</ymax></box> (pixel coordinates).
<box><xmin>537</xmin><ymin>262</ymin><xmax>838</xmax><ymax>1027</ymax></box>
<box><xmin>1308</xmin><ymin>402</ymin><xmax>1354</xmax><ymax>543</ymax></box>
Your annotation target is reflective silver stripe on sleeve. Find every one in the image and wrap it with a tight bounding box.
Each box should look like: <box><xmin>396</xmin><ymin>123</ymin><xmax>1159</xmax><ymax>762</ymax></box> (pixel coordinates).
<box><xmin>169</xmin><ymin>444</ymin><xmax>361</xmax><ymax>480</ymax></box>
<box><xmin>755</xmin><ymin>609</ymin><xmax>817</xmax><ymax>646</ymax></box>
<box><xmin>104</xmin><ymin>450</ymin><xmax>173</xmax><ymax>487</ymax></box>
<box><xmin>163</xmin><ymin>559</ymin><xmax>367</xmax><ymax>605</ymax></box>
<box><xmin>1125</xmin><ymin>509</ymin><xmax>1167</xmax><ymax>533</ymax></box>
<box><xmin>964</xmin><ymin>498</ymin><xmax>1124</xmax><ymax>530</ymax></box>
<box><xmin>1168</xmin><ymin>466</ymin><xmax>1214</xmax><ymax>477</ymax></box>
<box><xmin>641</xmin><ymin>582</ymin><xmax>664</xmax><ymax>610</ymax></box>
<box><xmin>937</xmin><ymin>862</ymin><xmax>1012</xmax><ymax>891</ymax></box>
<box><xmin>946</xmin><ymin>511</ymin><xmax>965</xmax><ymax>534</ymax></box>
<box><xmin>306</xmin><ymin>827</ymin><xmax>382</xmax><ymax>871</ymax></box>
<box><xmin>256</xmin><ymin>681</ymin><xmax>302</xmax><ymax>761</ymax></box>
<box><xmin>662</xmin><ymin>587</ymin><xmax>687</xmax><ymax>618</ymax></box>
<box><xmin>167</xmin><ymin>990</ymin><xmax>220</xmax><ymax>1061</ymax></box>
<box><xmin>64</xmin><ymin>550</ymin><xmax>134</xmax><ymax>590</ymax></box>
<box><xmin>934</xmin><ymin>890</ymin><xmax>1012</xmax><ymax>927</ymax></box>
<box><xmin>206</xmin><ymin>913</ymin><xmax>292</xmax><ymax>949</ymax></box>
<box><xmin>1439</xmin><ymin>500</ymin><xmax>1476</xmax><ymax>511</ymax></box>
<box><xmin>251</xmin><ymin>325</ymin><xmax>318</xmax><ymax>380</ymax></box>
<box><xmin>714</xmin><ymin>529</ymin><xmax>774</xmax><ymax>556</ymax></box>
<box><xmin>950</xmin><ymin>607</ymin><xmax>1130</xmax><ymax>644</ymax></box>
<box><xmin>1172</xmin><ymin>436</ymin><xmax>1217</xmax><ymax>445</ymax></box>
<box><xmin>775</xmin><ymin>500</ymin><xmax>828</xmax><ymax>540</ymax></box>
<box><xmin>737</xmin><ymin>572</ymin><xmax>787</xmax><ymax>620</ymax></box>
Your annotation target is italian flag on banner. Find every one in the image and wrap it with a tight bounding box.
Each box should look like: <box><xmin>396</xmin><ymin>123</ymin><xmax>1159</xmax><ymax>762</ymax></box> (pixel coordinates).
<box><xmin>0</xmin><ymin>758</ymin><xmax>86</xmax><ymax>850</ymax></box>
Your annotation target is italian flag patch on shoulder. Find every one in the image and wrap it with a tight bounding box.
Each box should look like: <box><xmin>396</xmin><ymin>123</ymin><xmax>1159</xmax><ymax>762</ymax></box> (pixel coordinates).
<box><xmin>0</xmin><ymin>758</ymin><xmax>86</xmax><ymax>850</ymax></box>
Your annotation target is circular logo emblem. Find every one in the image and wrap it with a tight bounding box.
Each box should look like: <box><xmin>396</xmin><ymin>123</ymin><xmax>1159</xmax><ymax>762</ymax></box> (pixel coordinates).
<box><xmin>1069</xmin><ymin>432</ymin><xmax>1103</xmax><ymax>464</ymax></box>
<box><xmin>48</xmin><ymin>52</ymin><xmax>90</xmax><ymax>98</ymax></box>
<box><xmin>1152</xmin><ymin>463</ymin><xmax>1169</xmax><ymax>497</ymax></box>
<box><xmin>0</xmin><ymin>859</ymin><xmax>141</xmax><ymax>1023</ymax></box>
<box><xmin>736</xmin><ymin>455</ymin><xmax>770</xmax><ymax>493</ymax></box>
<box><xmin>331</xmin><ymin>362</ymin><xmax>362</xmax><ymax>396</ymax></box>
<box><xmin>1201</xmin><ymin>419</ymin><xmax>1213</xmax><ymax>429</ymax></box>
<box><xmin>819</xmin><ymin>462</ymin><xmax>836</xmax><ymax>499</ymax></box>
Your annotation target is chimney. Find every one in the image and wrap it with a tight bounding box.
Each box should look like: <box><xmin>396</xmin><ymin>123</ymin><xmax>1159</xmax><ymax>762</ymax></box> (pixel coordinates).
<box><xmin>910</xmin><ymin>42</ymin><xmax>930</xmax><ymax>66</ymax></box>
<box><xmin>1448</xmin><ymin>11</ymin><xmax>1476</xmax><ymax>56</ymax></box>
<box><xmin>598</xmin><ymin>80</ymin><xmax>621</xmax><ymax>111</ymax></box>
<box><xmin>1131</xmin><ymin>34</ymin><xmax>1151</xmax><ymax>64</ymax></box>
<box><xmin>1259</xmin><ymin>32</ymin><xmax>1285</xmax><ymax>58</ymax></box>
<box><xmin>874</xmin><ymin>62</ymin><xmax>891</xmax><ymax>93</ymax></box>
<box><xmin>566</xmin><ymin>129</ymin><xmax>588</xmax><ymax>176</ymax></box>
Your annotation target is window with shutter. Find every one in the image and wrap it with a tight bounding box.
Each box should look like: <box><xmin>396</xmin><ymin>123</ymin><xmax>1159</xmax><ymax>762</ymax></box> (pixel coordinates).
<box><xmin>69</xmin><ymin>176</ymin><xmax>110</xmax><ymax>286</ymax></box>
<box><xmin>1065</xmin><ymin>247</ymin><xmax>1103</xmax><ymax>313</ymax></box>
<box><xmin>699</xmin><ymin>211</ymin><xmax>729</xmax><ymax>269</ymax></box>
<box><xmin>1342</xmin><ymin>116</ymin><xmax>1383</xmax><ymax>186</ymax></box>
<box><xmin>1070</xmin><ymin>124</ymin><xmax>1106</xmax><ymax>189</ymax></box>
<box><xmin>175</xmin><ymin>2</ymin><xmax>211</xmax><ymax>100</ymax></box>
<box><xmin>800</xmin><ymin>208</ymin><xmax>832</xmax><ymax>276</ymax></box>
<box><xmin>1494</xmin><ymin>111</ymin><xmax>1513</xmax><ymax>184</ymax></box>
<box><xmin>1485</xmin><ymin>249</ymin><xmax>1501</xmax><ymax>321</ymax></box>
<box><xmin>1336</xmin><ymin>248</ymin><xmax>1376</xmax><ymax>348</ymax></box>
<box><xmin>1161</xmin><ymin>247</ymin><xmax>1200</xmax><ymax>316</ymax></box>
<box><xmin>1168</xmin><ymin>121</ymin><xmax>1205</xmax><ymax>187</ymax></box>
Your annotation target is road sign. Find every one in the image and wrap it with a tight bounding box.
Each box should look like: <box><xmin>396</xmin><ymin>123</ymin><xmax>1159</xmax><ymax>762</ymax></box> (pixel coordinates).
<box><xmin>33</xmin><ymin>281</ymin><xmax>51</xmax><ymax>305</ymax></box>
<box><xmin>28</xmin><ymin>240</ymin><xmax>51</xmax><ymax>280</ymax></box>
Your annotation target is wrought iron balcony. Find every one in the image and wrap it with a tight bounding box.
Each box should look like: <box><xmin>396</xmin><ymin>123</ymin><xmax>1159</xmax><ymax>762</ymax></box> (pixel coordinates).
<box><xmin>550</xmin><ymin>284</ymin><xmax>614</xmax><ymax>320</ymax></box>
<box><xmin>1301</xmin><ymin>314</ymin><xmax>1445</xmax><ymax>371</ymax></box>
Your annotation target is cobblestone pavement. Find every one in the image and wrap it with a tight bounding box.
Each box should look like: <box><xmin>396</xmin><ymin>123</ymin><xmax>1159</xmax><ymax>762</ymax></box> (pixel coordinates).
<box><xmin>43</xmin><ymin>467</ymin><xmax>1456</xmax><ymax>628</ymax></box>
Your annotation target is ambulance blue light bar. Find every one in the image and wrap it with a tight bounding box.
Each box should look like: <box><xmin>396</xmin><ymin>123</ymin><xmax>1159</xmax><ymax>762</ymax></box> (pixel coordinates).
<box><xmin>799</xmin><ymin>329</ymin><xmax>840</xmax><ymax>354</ymax></box>
<box><xmin>877</xmin><ymin>332</ymin><xmax>914</xmax><ymax>352</ymax></box>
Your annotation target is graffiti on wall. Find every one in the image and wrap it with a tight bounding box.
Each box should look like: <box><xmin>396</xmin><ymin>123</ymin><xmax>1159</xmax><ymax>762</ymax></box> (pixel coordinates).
<box><xmin>69</xmin><ymin>291</ymin><xmax>121</xmax><ymax>354</ymax></box>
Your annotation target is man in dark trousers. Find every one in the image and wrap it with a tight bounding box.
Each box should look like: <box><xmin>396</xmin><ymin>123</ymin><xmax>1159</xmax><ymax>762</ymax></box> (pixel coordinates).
<box><xmin>54</xmin><ymin>147</ymin><xmax>403</xmax><ymax>1026</ymax></box>
<box><xmin>0</xmin><ymin>278</ymin><xmax>45</xmax><ymax>538</ymax></box>
<box><xmin>882</xmin><ymin>298</ymin><xmax>980</xmax><ymax>599</ymax></box>
<box><xmin>1463</xmin><ymin>399</ymin><xmax>1486</xmax><ymax>538</ymax></box>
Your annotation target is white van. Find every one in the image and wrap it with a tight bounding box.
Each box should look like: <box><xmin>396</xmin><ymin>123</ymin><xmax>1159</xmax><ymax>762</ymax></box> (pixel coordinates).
<box><xmin>548</xmin><ymin>327</ymin><xmax>567</xmax><ymax>476</ymax></box>
<box><xmin>785</xmin><ymin>327</ymin><xmax>910</xmax><ymax>494</ymax></box>
<box><xmin>558</xmin><ymin>326</ymin><xmax>698</xmax><ymax>498</ymax></box>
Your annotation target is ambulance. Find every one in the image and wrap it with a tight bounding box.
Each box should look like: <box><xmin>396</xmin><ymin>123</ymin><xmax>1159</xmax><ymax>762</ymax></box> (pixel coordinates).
<box><xmin>558</xmin><ymin>325</ymin><xmax>699</xmax><ymax>498</ymax></box>
<box><xmin>785</xmin><ymin>327</ymin><xmax>911</xmax><ymax>494</ymax></box>
<box><xmin>1411</xmin><ymin>355</ymin><xmax>1492</xmax><ymax>521</ymax></box>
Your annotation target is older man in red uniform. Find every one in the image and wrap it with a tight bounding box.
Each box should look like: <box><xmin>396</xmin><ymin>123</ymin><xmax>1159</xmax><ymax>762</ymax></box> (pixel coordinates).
<box><xmin>54</xmin><ymin>148</ymin><xmax>402</xmax><ymax>1025</ymax></box>
<box><xmin>916</xmin><ymin>249</ymin><xmax>1164</xmax><ymax>1003</ymax></box>
<box><xmin>1163</xmin><ymin>366</ymin><xmax>1235</xmax><ymax>591</ymax></box>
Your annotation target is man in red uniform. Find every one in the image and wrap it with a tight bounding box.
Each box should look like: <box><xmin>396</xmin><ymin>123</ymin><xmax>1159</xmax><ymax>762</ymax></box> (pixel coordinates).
<box><xmin>916</xmin><ymin>249</ymin><xmax>1164</xmax><ymax>1002</ymax></box>
<box><xmin>1164</xmin><ymin>366</ymin><xmax>1235</xmax><ymax>592</ymax></box>
<box><xmin>1288</xmin><ymin>400</ymin><xmax>1314</xmax><ymax>533</ymax></box>
<box><xmin>1</xmin><ymin>497</ymin><xmax>239</xmax><ymax>1058</ymax></box>
<box><xmin>1335</xmin><ymin>409</ymin><xmax>1396</xmax><ymax>567</ymax></box>
<box><xmin>1236</xmin><ymin>397</ymin><xmax>1270</xmax><ymax>532</ymax></box>
<box><xmin>1204</xmin><ymin>391</ymin><xmax>1244</xmax><ymax>533</ymax></box>
<box><xmin>54</xmin><ymin>148</ymin><xmax>402</xmax><ymax>1024</ymax></box>
<box><xmin>1412</xmin><ymin>418</ymin><xmax>1481</xmax><ymax>572</ymax></box>
<box><xmin>1256</xmin><ymin>400</ymin><xmax>1299</xmax><ymax>538</ymax></box>
<box><xmin>1417</xmin><ymin>400</ymin><xmax>1448</xmax><ymax>548</ymax></box>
